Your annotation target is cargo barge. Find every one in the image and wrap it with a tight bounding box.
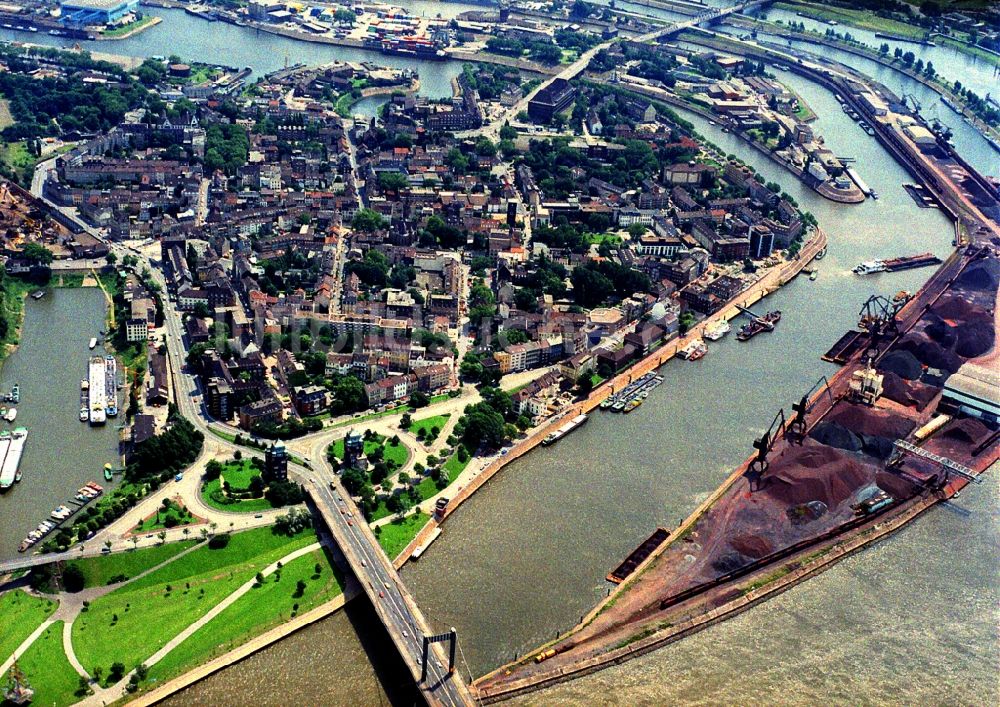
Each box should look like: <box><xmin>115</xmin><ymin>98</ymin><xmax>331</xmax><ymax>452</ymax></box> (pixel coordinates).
<box><xmin>736</xmin><ymin>310</ymin><xmax>781</xmax><ymax>341</ymax></box>
<box><xmin>88</xmin><ymin>355</ymin><xmax>106</xmax><ymax>425</ymax></box>
<box><xmin>600</xmin><ymin>373</ymin><xmax>663</xmax><ymax>413</ymax></box>
<box><xmin>0</xmin><ymin>427</ymin><xmax>27</xmax><ymax>490</ymax></box>
<box><xmin>542</xmin><ymin>413</ymin><xmax>588</xmax><ymax>446</ymax></box>
<box><xmin>853</xmin><ymin>252</ymin><xmax>942</xmax><ymax>275</ymax></box>
<box><xmin>105</xmin><ymin>356</ymin><xmax>118</xmax><ymax>418</ymax></box>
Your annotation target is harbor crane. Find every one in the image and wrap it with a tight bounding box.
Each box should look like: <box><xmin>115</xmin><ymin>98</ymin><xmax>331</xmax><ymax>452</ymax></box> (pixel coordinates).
<box><xmin>788</xmin><ymin>375</ymin><xmax>835</xmax><ymax>443</ymax></box>
<box><xmin>857</xmin><ymin>294</ymin><xmax>905</xmax><ymax>357</ymax></box>
<box><xmin>747</xmin><ymin>408</ymin><xmax>787</xmax><ymax>490</ymax></box>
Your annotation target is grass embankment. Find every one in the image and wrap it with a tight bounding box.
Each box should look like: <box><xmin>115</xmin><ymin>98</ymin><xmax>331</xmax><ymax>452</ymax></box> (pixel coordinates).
<box><xmin>99</xmin><ymin>15</ymin><xmax>158</xmax><ymax>38</ymax></box>
<box><xmin>409</xmin><ymin>413</ymin><xmax>450</xmax><ymax>443</ymax></box>
<box><xmin>376</xmin><ymin>512</ymin><xmax>430</xmax><ymax>559</ymax></box>
<box><xmin>0</xmin><ymin>590</ymin><xmax>58</xmax><ymax>662</ymax></box>
<box><xmin>0</xmin><ymin>274</ymin><xmax>36</xmax><ymax>362</ymax></box>
<box><xmin>11</xmin><ymin>621</ymin><xmax>87</xmax><ymax>705</ymax></box>
<box><xmin>774</xmin><ymin>1</ymin><xmax>926</xmax><ymax>38</ymax></box>
<box><xmin>412</xmin><ymin>450</ymin><xmax>471</xmax><ymax>505</ymax></box>
<box><xmin>145</xmin><ymin>544</ymin><xmax>344</xmax><ymax>685</ymax></box>
<box><xmin>201</xmin><ymin>458</ymin><xmax>274</xmax><ymax>513</ymax></box>
<box><xmin>334</xmin><ymin>92</ymin><xmax>359</xmax><ymax>118</ymax></box>
<box><xmin>65</xmin><ymin>541</ymin><xmax>197</xmax><ymax>587</ymax></box>
<box><xmin>71</xmin><ymin>527</ymin><xmax>317</xmax><ymax>679</ymax></box>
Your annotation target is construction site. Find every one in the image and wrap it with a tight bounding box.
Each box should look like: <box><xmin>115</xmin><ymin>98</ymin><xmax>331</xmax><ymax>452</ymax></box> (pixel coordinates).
<box><xmin>475</xmin><ymin>242</ymin><xmax>1000</xmax><ymax>701</ymax></box>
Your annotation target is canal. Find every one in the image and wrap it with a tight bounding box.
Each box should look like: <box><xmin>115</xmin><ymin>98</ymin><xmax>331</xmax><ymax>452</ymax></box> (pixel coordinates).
<box><xmin>0</xmin><ymin>287</ymin><xmax>120</xmax><ymax>562</ymax></box>
<box><xmin>5</xmin><ymin>7</ymin><xmax>993</xmax><ymax>704</ymax></box>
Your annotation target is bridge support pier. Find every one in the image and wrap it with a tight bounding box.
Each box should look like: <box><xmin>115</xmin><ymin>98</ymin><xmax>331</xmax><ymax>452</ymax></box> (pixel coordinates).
<box><xmin>421</xmin><ymin>628</ymin><xmax>458</xmax><ymax>682</ymax></box>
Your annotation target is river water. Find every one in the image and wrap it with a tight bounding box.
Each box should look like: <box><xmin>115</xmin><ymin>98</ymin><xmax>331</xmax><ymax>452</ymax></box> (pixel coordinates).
<box><xmin>708</xmin><ymin>27</ymin><xmax>1000</xmax><ymax>178</ymax></box>
<box><xmin>8</xmin><ymin>8</ymin><xmax>996</xmax><ymax>705</ymax></box>
<box><xmin>0</xmin><ymin>287</ymin><xmax>120</xmax><ymax>562</ymax></box>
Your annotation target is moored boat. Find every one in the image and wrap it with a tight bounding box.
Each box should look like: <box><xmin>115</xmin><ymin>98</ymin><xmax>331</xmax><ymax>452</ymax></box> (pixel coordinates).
<box><xmin>704</xmin><ymin>320</ymin><xmax>731</xmax><ymax>341</ymax></box>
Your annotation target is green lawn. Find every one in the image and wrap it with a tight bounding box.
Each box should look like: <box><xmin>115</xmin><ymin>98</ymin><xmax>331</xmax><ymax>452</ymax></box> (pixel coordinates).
<box><xmin>65</xmin><ymin>541</ymin><xmax>197</xmax><ymax>588</ymax></box>
<box><xmin>145</xmin><ymin>545</ymin><xmax>344</xmax><ymax>687</ymax></box>
<box><xmin>0</xmin><ymin>590</ymin><xmax>58</xmax><ymax>663</ymax></box>
<box><xmin>11</xmin><ymin>621</ymin><xmax>87</xmax><ymax>706</ymax></box>
<box><xmin>71</xmin><ymin>527</ymin><xmax>317</xmax><ymax>678</ymax></box>
<box><xmin>410</xmin><ymin>414</ymin><xmax>450</xmax><ymax>443</ymax></box>
<box><xmin>442</xmin><ymin>451</ymin><xmax>471</xmax><ymax>482</ymax></box>
<box><xmin>201</xmin><ymin>459</ymin><xmax>278</xmax><ymax>513</ymax></box>
<box><xmin>100</xmin><ymin>14</ymin><xmax>158</xmax><ymax>37</ymax></box>
<box><xmin>376</xmin><ymin>512</ymin><xmax>430</xmax><ymax>559</ymax></box>
<box><xmin>335</xmin><ymin>92</ymin><xmax>359</xmax><ymax>118</ymax></box>
<box><xmin>774</xmin><ymin>1</ymin><xmax>926</xmax><ymax>38</ymax></box>
<box><xmin>201</xmin><ymin>477</ymin><xmax>275</xmax><ymax>512</ymax></box>
<box><xmin>137</xmin><ymin>499</ymin><xmax>196</xmax><ymax>532</ymax></box>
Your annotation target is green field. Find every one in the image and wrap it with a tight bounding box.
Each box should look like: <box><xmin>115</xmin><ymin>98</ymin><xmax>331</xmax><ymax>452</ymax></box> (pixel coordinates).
<box><xmin>329</xmin><ymin>433</ymin><xmax>409</xmax><ymax>469</ymax></box>
<box><xmin>72</xmin><ymin>527</ymin><xmax>317</xmax><ymax>678</ymax></box>
<box><xmin>376</xmin><ymin>512</ymin><xmax>430</xmax><ymax>559</ymax></box>
<box><xmin>0</xmin><ymin>590</ymin><xmax>58</xmax><ymax>663</ymax></box>
<box><xmin>100</xmin><ymin>14</ymin><xmax>158</xmax><ymax>38</ymax></box>
<box><xmin>12</xmin><ymin>621</ymin><xmax>87</xmax><ymax>706</ymax></box>
<box><xmin>201</xmin><ymin>459</ymin><xmax>276</xmax><ymax>513</ymax></box>
<box><xmin>137</xmin><ymin>498</ymin><xmax>196</xmax><ymax>532</ymax></box>
<box><xmin>774</xmin><ymin>1</ymin><xmax>926</xmax><ymax>38</ymax></box>
<box><xmin>65</xmin><ymin>541</ymin><xmax>197</xmax><ymax>588</ymax></box>
<box><xmin>410</xmin><ymin>414</ymin><xmax>450</xmax><ymax>443</ymax></box>
<box><xmin>145</xmin><ymin>545</ymin><xmax>343</xmax><ymax>686</ymax></box>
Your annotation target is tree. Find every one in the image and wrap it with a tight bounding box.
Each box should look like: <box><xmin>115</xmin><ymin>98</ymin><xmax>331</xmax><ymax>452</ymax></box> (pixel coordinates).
<box><xmin>351</xmin><ymin>208</ymin><xmax>387</xmax><ymax>233</ymax></box>
<box><xmin>108</xmin><ymin>662</ymin><xmax>126</xmax><ymax>683</ymax></box>
<box><xmin>205</xmin><ymin>459</ymin><xmax>223</xmax><ymax>481</ymax></box>
<box><xmin>334</xmin><ymin>7</ymin><xmax>355</xmax><ymax>23</ymax></box>
<box><xmin>294</xmin><ymin>579</ymin><xmax>307</xmax><ymax>597</ymax></box>
<box><xmin>20</xmin><ymin>242</ymin><xmax>53</xmax><ymax>265</ymax></box>
<box><xmin>63</xmin><ymin>563</ymin><xmax>86</xmax><ymax>592</ymax></box>
<box><xmin>378</xmin><ymin>171</ymin><xmax>408</xmax><ymax>192</ymax></box>
<box><xmin>156</xmin><ymin>531</ymin><xmax>167</xmax><ymax>544</ymax></box>
<box><xmin>461</xmin><ymin>403</ymin><xmax>506</xmax><ymax>450</ymax></box>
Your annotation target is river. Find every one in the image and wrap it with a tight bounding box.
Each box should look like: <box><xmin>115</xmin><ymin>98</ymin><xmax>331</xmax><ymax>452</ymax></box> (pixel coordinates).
<box><xmin>707</xmin><ymin>26</ymin><xmax>1000</xmax><ymax>178</ymax></box>
<box><xmin>749</xmin><ymin>5</ymin><xmax>1000</xmax><ymax>98</ymax></box>
<box><xmin>0</xmin><ymin>286</ymin><xmax>120</xmax><ymax>562</ymax></box>
<box><xmin>0</xmin><ymin>7</ymin><xmax>464</xmax><ymax>99</ymax></box>
<box><xmin>11</xmin><ymin>8</ymin><xmax>995</xmax><ymax>705</ymax></box>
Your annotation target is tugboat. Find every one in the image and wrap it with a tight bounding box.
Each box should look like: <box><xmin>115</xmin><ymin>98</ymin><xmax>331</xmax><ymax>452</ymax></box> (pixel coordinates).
<box><xmin>80</xmin><ymin>406</ymin><xmax>89</xmax><ymax>422</ymax></box>
<box><xmin>9</xmin><ymin>384</ymin><xmax>19</xmax><ymax>403</ymax></box>
<box><xmin>104</xmin><ymin>463</ymin><xmax>114</xmax><ymax>481</ymax></box>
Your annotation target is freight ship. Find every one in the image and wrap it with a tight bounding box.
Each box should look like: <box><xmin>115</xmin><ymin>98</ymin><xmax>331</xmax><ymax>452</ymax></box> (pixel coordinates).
<box><xmin>105</xmin><ymin>356</ymin><xmax>118</xmax><ymax>417</ymax></box>
<box><xmin>854</xmin><ymin>252</ymin><xmax>942</xmax><ymax>275</ymax></box>
<box><xmin>736</xmin><ymin>310</ymin><xmax>782</xmax><ymax>341</ymax></box>
<box><xmin>89</xmin><ymin>355</ymin><xmax>106</xmax><ymax>425</ymax></box>
<box><xmin>0</xmin><ymin>427</ymin><xmax>27</xmax><ymax>490</ymax></box>
<box><xmin>542</xmin><ymin>413</ymin><xmax>588</xmax><ymax>445</ymax></box>
<box><xmin>363</xmin><ymin>35</ymin><xmax>447</xmax><ymax>60</ymax></box>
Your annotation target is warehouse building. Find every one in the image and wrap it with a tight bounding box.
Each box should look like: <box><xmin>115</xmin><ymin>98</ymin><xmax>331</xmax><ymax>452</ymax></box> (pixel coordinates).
<box><xmin>60</xmin><ymin>0</ymin><xmax>139</xmax><ymax>25</ymax></box>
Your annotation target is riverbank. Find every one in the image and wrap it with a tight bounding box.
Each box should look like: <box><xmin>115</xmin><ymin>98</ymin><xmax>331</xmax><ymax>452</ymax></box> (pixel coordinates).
<box><xmin>403</xmin><ymin>228</ymin><xmax>828</xmax><ymax>567</ymax></box>
<box><xmin>475</xmin><ymin>228</ymin><xmax>999</xmax><ymax>702</ymax></box>
<box><xmin>728</xmin><ymin>18</ymin><xmax>1000</xmax><ymax>142</ymax></box>
<box><xmin>95</xmin><ymin>15</ymin><xmax>162</xmax><ymax>40</ymax></box>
